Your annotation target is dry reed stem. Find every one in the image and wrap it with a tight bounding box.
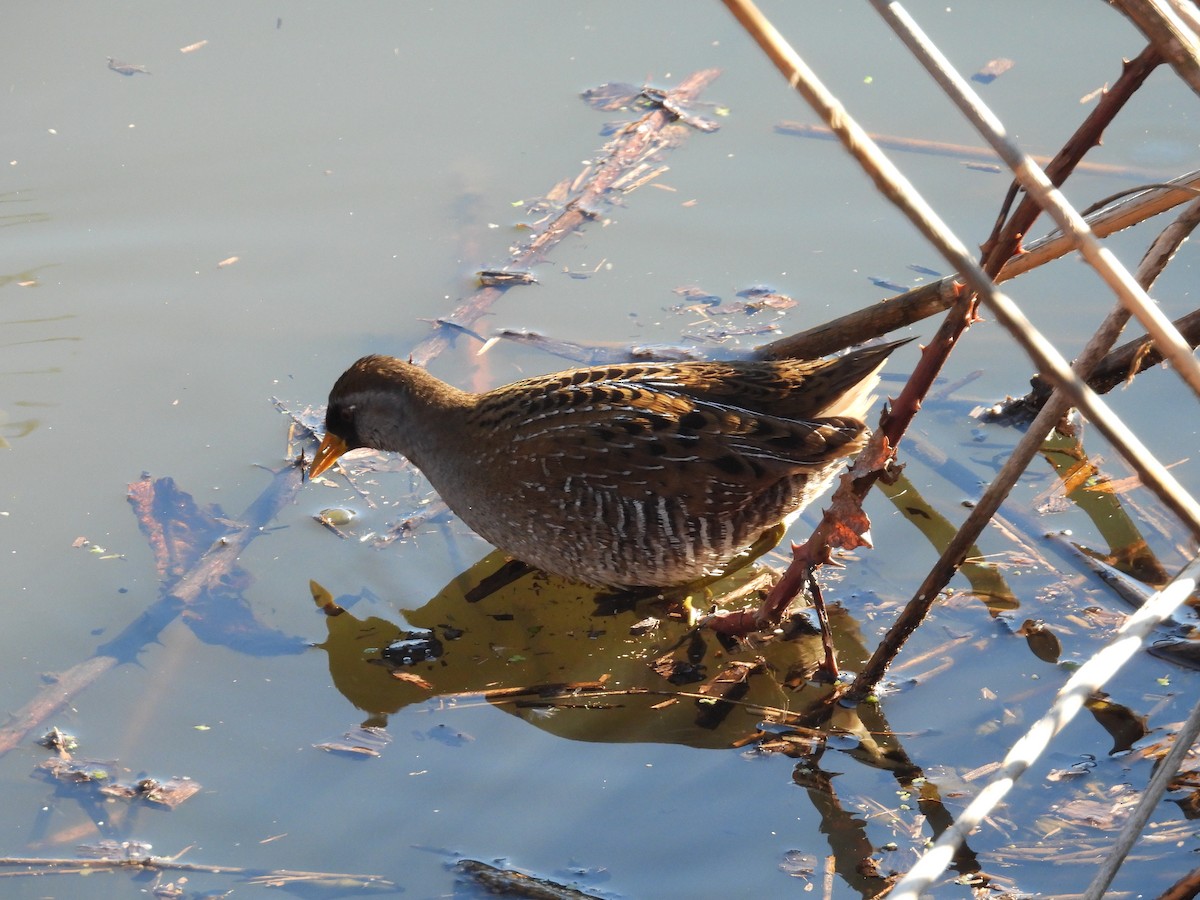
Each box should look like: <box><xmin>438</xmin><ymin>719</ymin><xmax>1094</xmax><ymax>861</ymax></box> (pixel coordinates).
<box><xmin>848</xmin><ymin>195</ymin><xmax>1200</xmax><ymax>706</ymax></box>
<box><xmin>723</xmin><ymin>1</ymin><xmax>1196</xmax><ymax>634</ymax></box>
<box><xmin>754</xmin><ymin>169</ymin><xmax>1200</xmax><ymax>361</ymax></box>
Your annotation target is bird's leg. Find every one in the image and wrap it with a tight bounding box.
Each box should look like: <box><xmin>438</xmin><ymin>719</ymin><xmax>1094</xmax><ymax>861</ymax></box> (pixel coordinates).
<box><xmin>753</xmin><ymin>538</ymin><xmax>835</xmax><ymax>624</ymax></box>
<box><xmin>705</xmin><ymin>539</ymin><xmax>829</xmax><ymax>637</ymax></box>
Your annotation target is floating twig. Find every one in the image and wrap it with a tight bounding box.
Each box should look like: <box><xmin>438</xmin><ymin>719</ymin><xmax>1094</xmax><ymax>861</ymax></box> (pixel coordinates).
<box><xmin>408</xmin><ymin>69</ymin><xmax>721</xmax><ymax>368</ymax></box>
<box><xmin>0</xmin><ymin>853</ymin><xmax>391</xmax><ymax>890</ymax></box>
<box><xmin>0</xmin><ymin>466</ymin><xmax>304</xmax><ymax>758</ymax></box>
<box><xmin>777</xmin><ymin>121</ymin><xmax>1165</xmax><ymax>182</ymax></box>
<box><xmin>456</xmin><ymin>859</ymin><xmax>604</xmax><ymax>900</ymax></box>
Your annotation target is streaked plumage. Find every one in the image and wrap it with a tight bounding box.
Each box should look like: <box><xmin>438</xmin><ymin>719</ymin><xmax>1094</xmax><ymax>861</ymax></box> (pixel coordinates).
<box><xmin>310</xmin><ymin>342</ymin><xmax>903</xmax><ymax>589</ymax></box>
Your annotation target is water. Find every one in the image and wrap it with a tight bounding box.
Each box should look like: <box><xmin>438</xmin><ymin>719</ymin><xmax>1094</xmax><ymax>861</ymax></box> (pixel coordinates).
<box><xmin>3</xmin><ymin>3</ymin><xmax>1199</xmax><ymax>897</ymax></box>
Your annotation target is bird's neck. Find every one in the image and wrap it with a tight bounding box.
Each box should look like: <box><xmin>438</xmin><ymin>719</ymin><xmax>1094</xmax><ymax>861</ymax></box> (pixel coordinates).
<box><xmin>384</xmin><ymin>364</ymin><xmax>475</xmax><ymax>468</ymax></box>
<box><xmin>399</xmin><ymin>363</ymin><xmax>473</xmax><ymax>415</ymax></box>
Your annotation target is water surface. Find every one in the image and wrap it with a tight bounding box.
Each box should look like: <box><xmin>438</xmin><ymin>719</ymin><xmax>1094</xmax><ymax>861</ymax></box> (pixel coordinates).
<box><xmin>3</xmin><ymin>3</ymin><xmax>1198</xmax><ymax>897</ymax></box>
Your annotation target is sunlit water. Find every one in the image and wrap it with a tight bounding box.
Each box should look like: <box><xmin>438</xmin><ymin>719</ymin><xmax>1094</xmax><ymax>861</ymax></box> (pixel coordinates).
<box><xmin>3</xmin><ymin>3</ymin><xmax>1198</xmax><ymax>897</ymax></box>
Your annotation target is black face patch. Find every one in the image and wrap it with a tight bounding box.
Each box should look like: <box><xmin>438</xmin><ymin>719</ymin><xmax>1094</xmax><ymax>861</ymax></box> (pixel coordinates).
<box><xmin>326</xmin><ymin>402</ymin><xmax>363</xmax><ymax>450</ymax></box>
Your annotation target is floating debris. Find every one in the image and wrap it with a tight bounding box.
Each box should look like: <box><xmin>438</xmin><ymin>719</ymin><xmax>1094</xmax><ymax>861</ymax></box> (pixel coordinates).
<box><xmin>629</xmin><ymin>616</ymin><xmax>660</xmax><ymax>636</ymax></box>
<box><xmin>972</xmin><ymin>57</ymin><xmax>1014</xmax><ymax>84</ymax></box>
<box><xmin>682</xmin><ymin>322</ymin><xmax>781</xmax><ymax>343</ymax></box>
<box><xmin>639</xmin><ymin>85</ymin><xmax>720</xmax><ymax>132</ymax></box>
<box><xmin>610</xmin><ymin>162</ymin><xmax>670</xmax><ymax>193</ymax></box>
<box><xmin>316</xmin><ymin>506</ymin><xmax>355</xmax><ymax>528</ymax></box>
<box><xmin>37</xmin><ymin>757</ymin><xmax>115</xmax><ymax>785</ymax></box>
<box><xmin>672</xmin><ymin>284</ymin><xmax>722</xmax><ymax>307</ymax></box>
<box><xmin>779</xmin><ymin>849</ymin><xmax>817</xmax><ymax>880</ymax></box>
<box><xmin>179</xmin><ymin>40</ymin><xmax>208</xmax><ymax>54</ymax></box>
<box><xmin>736</xmin><ymin>286</ymin><xmax>797</xmax><ymax>312</ymax></box>
<box><xmin>868</xmin><ymin>275</ymin><xmax>910</xmax><ymax>292</ymax></box>
<box><xmin>71</xmin><ymin>535</ymin><xmax>126</xmax><ymax>560</ymax></box>
<box><xmin>313</xmin><ymin>726</ymin><xmax>392</xmax><ymax>758</ymax></box>
<box><xmin>107</xmin><ymin>57</ymin><xmax>150</xmax><ymax>76</ymax></box>
<box><xmin>581</xmin><ymin>82</ymin><xmax>642</xmax><ymax>111</ymax></box>
<box><xmin>907</xmin><ymin>263</ymin><xmax>943</xmax><ymax>278</ymax></box>
<box><xmin>650</xmin><ymin>651</ymin><xmax>705</xmax><ymax>685</ymax></box>
<box><xmin>38</xmin><ymin>757</ymin><xmax>200</xmax><ymax>809</ymax></box>
<box><xmin>1046</xmin><ymin>756</ymin><xmax>1098</xmax><ymax>782</ymax></box>
<box><xmin>38</xmin><ymin>727</ymin><xmax>78</xmax><ymax>753</ymax></box>
<box><xmin>101</xmin><ymin>776</ymin><xmax>201</xmax><ymax>809</ymax></box>
<box><xmin>478</xmin><ymin>269</ymin><xmax>537</xmax><ymax>287</ymax></box>
<box><xmin>672</xmin><ymin>285</ymin><xmax>795</xmax><ymax>318</ymax></box>
<box><xmin>457</xmin><ymin>858</ymin><xmax>606</xmax><ymax>900</ymax></box>
<box><xmin>78</xmin><ymin>840</ymin><xmax>155</xmax><ymax>860</ymax></box>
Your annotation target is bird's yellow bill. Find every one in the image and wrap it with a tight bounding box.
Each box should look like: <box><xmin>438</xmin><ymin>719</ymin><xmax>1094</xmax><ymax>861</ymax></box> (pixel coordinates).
<box><xmin>309</xmin><ymin>433</ymin><xmax>349</xmax><ymax>478</ymax></box>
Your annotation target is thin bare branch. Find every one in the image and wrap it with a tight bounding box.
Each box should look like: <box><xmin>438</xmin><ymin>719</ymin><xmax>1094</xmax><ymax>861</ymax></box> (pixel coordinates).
<box><xmin>849</xmin><ymin>194</ymin><xmax>1200</xmax><ymax>705</ymax></box>
<box><xmin>755</xmin><ymin>170</ymin><xmax>1200</xmax><ymax>361</ymax></box>
<box><xmin>877</xmin><ymin>1</ymin><xmax>1200</xmax><ymax>401</ymax></box>
<box><xmin>868</xmin><ymin>0</ymin><xmax>1200</xmax><ymax>529</ymax></box>
<box><xmin>722</xmin><ymin>0</ymin><xmax>1200</xmax><ymax>637</ymax></box>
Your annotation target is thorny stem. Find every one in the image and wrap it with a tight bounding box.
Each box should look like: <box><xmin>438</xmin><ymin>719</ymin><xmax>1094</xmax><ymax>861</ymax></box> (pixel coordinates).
<box><xmin>845</xmin><ymin>193</ymin><xmax>1200</xmax><ymax>705</ymax></box>
<box><xmin>740</xmin><ymin>35</ymin><xmax>1162</xmax><ymax>641</ymax></box>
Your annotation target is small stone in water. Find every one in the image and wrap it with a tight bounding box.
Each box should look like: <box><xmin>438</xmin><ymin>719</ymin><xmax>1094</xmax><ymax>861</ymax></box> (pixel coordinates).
<box><xmin>318</xmin><ymin>507</ymin><xmax>356</xmax><ymax>527</ymax></box>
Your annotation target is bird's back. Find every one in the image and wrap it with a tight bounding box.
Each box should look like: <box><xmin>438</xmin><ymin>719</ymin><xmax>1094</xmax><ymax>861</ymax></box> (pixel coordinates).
<box><xmin>435</xmin><ymin>343</ymin><xmax>899</xmax><ymax>588</ymax></box>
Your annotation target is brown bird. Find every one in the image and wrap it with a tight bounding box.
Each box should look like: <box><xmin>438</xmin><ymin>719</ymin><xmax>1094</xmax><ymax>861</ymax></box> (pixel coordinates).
<box><xmin>309</xmin><ymin>341</ymin><xmax>905</xmax><ymax>590</ymax></box>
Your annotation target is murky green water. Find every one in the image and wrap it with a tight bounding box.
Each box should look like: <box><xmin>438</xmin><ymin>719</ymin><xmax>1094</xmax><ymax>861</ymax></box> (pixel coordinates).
<box><xmin>3</xmin><ymin>3</ymin><xmax>1198</xmax><ymax>897</ymax></box>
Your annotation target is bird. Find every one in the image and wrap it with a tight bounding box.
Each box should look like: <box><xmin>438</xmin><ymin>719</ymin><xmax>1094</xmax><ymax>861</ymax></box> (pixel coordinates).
<box><xmin>308</xmin><ymin>341</ymin><xmax>905</xmax><ymax>590</ymax></box>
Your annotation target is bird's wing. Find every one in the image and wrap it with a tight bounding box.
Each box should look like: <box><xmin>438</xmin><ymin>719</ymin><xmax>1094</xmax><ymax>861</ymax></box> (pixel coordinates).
<box><xmin>479</xmin><ymin>378</ymin><xmax>866</xmax><ymax>518</ymax></box>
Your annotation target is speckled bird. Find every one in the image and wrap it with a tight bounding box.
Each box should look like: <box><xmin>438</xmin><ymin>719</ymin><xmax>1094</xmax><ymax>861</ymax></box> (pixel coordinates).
<box><xmin>309</xmin><ymin>341</ymin><xmax>904</xmax><ymax>589</ymax></box>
